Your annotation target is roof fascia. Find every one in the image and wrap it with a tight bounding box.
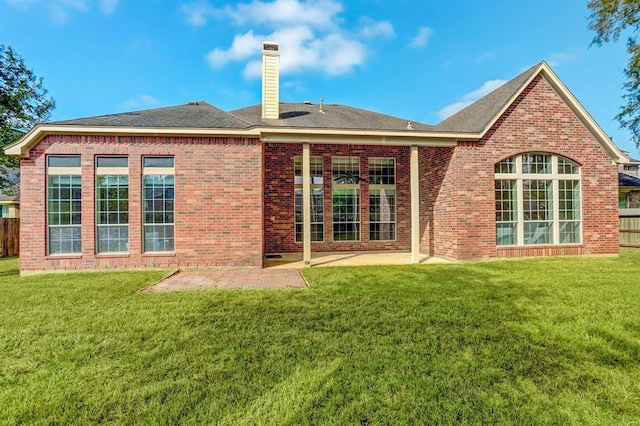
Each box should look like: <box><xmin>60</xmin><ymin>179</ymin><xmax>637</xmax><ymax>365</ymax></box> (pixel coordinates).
<box><xmin>4</xmin><ymin>125</ymin><xmax>261</xmax><ymax>157</ymax></box>
<box><xmin>259</xmin><ymin>128</ymin><xmax>472</xmax><ymax>146</ymax></box>
<box><xmin>539</xmin><ymin>63</ymin><xmax>626</xmax><ymax>163</ymax></box>
<box><xmin>259</xmin><ymin>131</ymin><xmax>460</xmax><ymax>146</ymax></box>
<box><xmin>478</xmin><ymin>62</ymin><xmax>626</xmax><ymax>163</ymax></box>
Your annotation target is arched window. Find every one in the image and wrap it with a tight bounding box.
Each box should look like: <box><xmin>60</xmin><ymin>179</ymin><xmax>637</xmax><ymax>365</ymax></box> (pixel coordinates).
<box><xmin>495</xmin><ymin>153</ymin><xmax>581</xmax><ymax>246</ymax></box>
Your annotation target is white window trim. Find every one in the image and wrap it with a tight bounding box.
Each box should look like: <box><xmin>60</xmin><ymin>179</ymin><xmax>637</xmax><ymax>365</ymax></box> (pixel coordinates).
<box><xmin>369</xmin><ymin>157</ymin><xmax>397</xmax><ymax>242</ymax></box>
<box><xmin>495</xmin><ymin>153</ymin><xmax>582</xmax><ymax>247</ymax></box>
<box><xmin>142</xmin><ymin>157</ymin><xmax>176</xmax><ymax>254</ymax></box>
<box><xmin>332</xmin><ymin>157</ymin><xmax>361</xmax><ymax>242</ymax></box>
<box><xmin>47</xmin><ymin>159</ymin><xmax>82</xmax><ymax>256</ymax></box>
<box><xmin>96</xmin><ymin>163</ymin><xmax>130</xmax><ymax>255</ymax></box>
<box><xmin>294</xmin><ymin>156</ymin><xmax>324</xmax><ymax>243</ymax></box>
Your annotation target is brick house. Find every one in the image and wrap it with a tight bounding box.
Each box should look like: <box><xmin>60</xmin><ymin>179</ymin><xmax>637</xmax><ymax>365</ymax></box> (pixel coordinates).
<box><xmin>5</xmin><ymin>43</ymin><xmax>628</xmax><ymax>274</ymax></box>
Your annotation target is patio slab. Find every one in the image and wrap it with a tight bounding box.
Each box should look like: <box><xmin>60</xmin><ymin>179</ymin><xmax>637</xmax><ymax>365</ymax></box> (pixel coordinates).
<box><xmin>265</xmin><ymin>251</ymin><xmax>454</xmax><ymax>269</ymax></box>
<box><xmin>146</xmin><ymin>268</ymin><xmax>307</xmax><ymax>292</ymax></box>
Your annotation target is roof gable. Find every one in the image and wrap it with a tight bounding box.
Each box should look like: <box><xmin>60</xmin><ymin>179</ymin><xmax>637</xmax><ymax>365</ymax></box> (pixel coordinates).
<box><xmin>434</xmin><ymin>61</ymin><xmax>625</xmax><ymax>162</ymax></box>
<box><xmin>433</xmin><ymin>64</ymin><xmax>538</xmax><ymax>133</ymax></box>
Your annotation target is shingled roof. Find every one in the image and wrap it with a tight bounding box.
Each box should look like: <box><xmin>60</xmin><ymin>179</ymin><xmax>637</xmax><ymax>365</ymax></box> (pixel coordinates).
<box><xmin>230</xmin><ymin>102</ymin><xmax>432</xmax><ymax>132</ymax></box>
<box><xmin>619</xmin><ymin>172</ymin><xmax>640</xmax><ymax>187</ymax></box>
<box><xmin>433</xmin><ymin>63</ymin><xmax>540</xmax><ymax>133</ymax></box>
<box><xmin>50</xmin><ymin>101</ymin><xmax>252</xmax><ymax>129</ymax></box>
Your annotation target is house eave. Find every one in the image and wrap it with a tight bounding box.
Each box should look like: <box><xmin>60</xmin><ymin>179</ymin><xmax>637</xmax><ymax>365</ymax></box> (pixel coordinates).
<box><xmin>258</xmin><ymin>128</ymin><xmax>469</xmax><ymax>146</ymax></box>
<box><xmin>4</xmin><ymin>124</ymin><xmax>471</xmax><ymax>157</ymax></box>
<box><xmin>4</xmin><ymin>125</ymin><xmax>262</xmax><ymax>158</ymax></box>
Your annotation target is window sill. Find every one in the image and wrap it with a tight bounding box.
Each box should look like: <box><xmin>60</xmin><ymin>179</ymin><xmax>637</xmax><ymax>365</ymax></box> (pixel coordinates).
<box><xmin>142</xmin><ymin>252</ymin><xmax>176</xmax><ymax>257</ymax></box>
<box><xmin>46</xmin><ymin>254</ymin><xmax>82</xmax><ymax>259</ymax></box>
<box><xmin>96</xmin><ymin>253</ymin><xmax>130</xmax><ymax>258</ymax></box>
<box><xmin>497</xmin><ymin>243</ymin><xmax>583</xmax><ymax>248</ymax></box>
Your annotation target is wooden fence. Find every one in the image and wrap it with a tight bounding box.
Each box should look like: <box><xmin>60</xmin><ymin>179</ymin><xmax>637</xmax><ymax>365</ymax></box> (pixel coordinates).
<box><xmin>0</xmin><ymin>218</ymin><xmax>19</xmax><ymax>257</ymax></box>
<box><xmin>620</xmin><ymin>209</ymin><xmax>640</xmax><ymax>248</ymax></box>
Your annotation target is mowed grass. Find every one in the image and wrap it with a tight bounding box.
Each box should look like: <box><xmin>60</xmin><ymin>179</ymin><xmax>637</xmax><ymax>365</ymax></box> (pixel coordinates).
<box><xmin>1</xmin><ymin>253</ymin><xmax>640</xmax><ymax>424</ymax></box>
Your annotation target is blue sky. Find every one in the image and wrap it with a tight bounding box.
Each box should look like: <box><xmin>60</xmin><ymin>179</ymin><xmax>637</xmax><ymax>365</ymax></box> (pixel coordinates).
<box><xmin>1</xmin><ymin>0</ymin><xmax>638</xmax><ymax>156</ymax></box>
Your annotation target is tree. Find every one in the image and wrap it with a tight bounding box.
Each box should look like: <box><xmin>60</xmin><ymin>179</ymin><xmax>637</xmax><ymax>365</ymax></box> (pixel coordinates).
<box><xmin>588</xmin><ymin>1</ymin><xmax>640</xmax><ymax>149</ymax></box>
<box><xmin>0</xmin><ymin>44</ymin><xmax>55</xmax><ymax>191</ymax></box>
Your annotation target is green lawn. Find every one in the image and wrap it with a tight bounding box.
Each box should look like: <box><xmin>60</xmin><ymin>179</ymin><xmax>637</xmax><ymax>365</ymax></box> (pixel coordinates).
<box><xmin>1</xmin><ymin>252</ymin><xmax>640</xmax><ymax>424</ymax></box>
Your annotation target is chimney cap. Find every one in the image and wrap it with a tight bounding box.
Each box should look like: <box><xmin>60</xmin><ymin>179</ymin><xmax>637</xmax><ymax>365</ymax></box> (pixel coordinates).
<box><xmin>262</xmin><ymin>42</ymin><xmax>279</xmax><ymax>53</ymax></box>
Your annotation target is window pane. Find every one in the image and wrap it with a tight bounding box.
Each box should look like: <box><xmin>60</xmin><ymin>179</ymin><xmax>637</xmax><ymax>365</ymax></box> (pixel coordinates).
<box><xmin>559</xmin><ymin>221</ymin><xmax>581</xmax><ymax>244</ymax></box>
<box><xmin>49</xmin><ymin>226</ymin><xmax>81</xmax><ymax>255</ymax></box>
<box><xmin>496</xmin><ymin>223</ymin><xmax>517</xmax><ymax>246</ymax></box>
<box><xmin>332</xmin><ymin>157</ymin><xmax>360</xmax><ymax>184</ymax></box>
<box><xmin>144</xmin><ymin>225</ymin><xmax>175</xmax><ymax>252</ymax></box>
<box><xmin>143</xmin><ymin>157</ymin><xmax>174</xmax><ymax>168</ymax></box>
<box><xmin>558</xmin><ymin>158</ymin><xmax>579</xmax><ymax>174</ymax></box>
<box><xmin>333</xmin><ymin>188</ymin><xmax>360</xmax><ymax>241</ymax></box>
<box><xmin>48</xmin><ymin>155</ymin><xmax>81</xmax><ymax>168</ymax></box>
<box><xmin>97</xmin><ymin>174</ymin><xmax>129</xmax><ymax>253</ymax></box>
<box><xmin>369</xmin><ymin>188</ymin><xmax>396</xmax><ymax>241</ymax></box>
<box><xmin>524</xmin><ymin>222</ymin><xmax>552</xmax><ymax>245</ymax></box>
<box><xmin>96</xmin><ymin>156</ymin><xmax>128</xmax><ymax>168</ymax></box>
<box><xmin>523</xmin><ymin>180</ymin><xmax>552</xmax><ymax>221</ymax></box>
<box><xmin>495</xmin><ymin>179</ymin><xmax>517</xmax><ymax>246</ymax></box>
<box><xmin>294</xmin><ymin>188</ymin><xmax>324</xmax><ymax>242</ymax></box>
<box><xmin>48</xmin><ymin>175</ymin><xmax>81</xmax><ymax>254</ymax></box>
<box><xmin>494</xmin><ymin>153</ymin><xmax>581</xmax><ymax>247</ymax></box>
<box><xmin>369</xmin><ymin>158</ymin><xmax>395</xmax><ymax>184</ymax></box>
<box><xmin>294</xmin><ymin>156</ymin><xmax>323</xmax><ymax>184</ymax></box>
<box><xmin>558</xmin><ymin>180</ymin><xmax>581</xmax><ymax>221</ymax></box>
<box><xmin>143</xmin><ymin>174</ymin><xmax>175</xmax><ymax>252</ymax></box>
<box><xmin>495</xmin><ymin>157</ymin><xmax>516</xmax><ymax>174</ymax></box>
<box><xmin>495</xmin><ymin>180</ymin><xmax>517</xmax><ymax>222</ymax></box>
<box><xmin>522</xmin><ymin>153</ymin><xmax>551</xmax><ymax>174</ymax></box>
<box><xmin>97</xmin><ymin>226</ymin><xmax>129</xmax><ymax>253</ymax></box>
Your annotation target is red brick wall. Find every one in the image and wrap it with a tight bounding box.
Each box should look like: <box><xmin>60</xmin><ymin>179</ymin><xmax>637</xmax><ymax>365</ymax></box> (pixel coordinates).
<box><xmin>421</xmin><ymin>75</ymin><xmax>619</xmax><ymax>259</ymax></box>
<box><xmin>19</xmin><ymin>135</ymin><xmax>263</xmax><ymax>273</ymax></box>
<box><xmin>264</xmin><ymin>143</ymin><xmax>411</xmax><ymax>253</ymax></box>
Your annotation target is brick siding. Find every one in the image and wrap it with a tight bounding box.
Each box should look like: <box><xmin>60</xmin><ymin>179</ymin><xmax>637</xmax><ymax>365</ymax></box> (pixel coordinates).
<box><xmin>420</xmin><ymin>75</ymin><xmax>619</xmax><ymax>259</ymax></box>
<box><xmin>19</xmin><ymin>135</ymin><xmax>263</xmax><ymax>273</ymax></box>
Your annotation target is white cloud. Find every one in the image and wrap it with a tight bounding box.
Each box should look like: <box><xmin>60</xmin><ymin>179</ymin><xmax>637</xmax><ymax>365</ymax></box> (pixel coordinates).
<box><xmin>4</xmin><ymin>0</ymin><xmax>118</xmax><ymax>23</ymax></box>
<box><xmin>181</xmin><ymin>1</ymin><xmax>219</xmax><ymax>26</ymax></box>
<box><xmin>546</xmin><ymin>48</ymin><xmax>584</xmax><ymax>67</ymax></box>
<box><xmin>206</xmin><ymin>30</ymin><xmax>263</xmax><ymax>68</ymax></box>
<box><xmin>409</xmin><ymin>26</ymin><xmax>433</xmax><ymax>49</ymax></box>
<box><xmin>437</xmin><ymin>79</ymin><xmax>507</xmax><ymax>120</ymax></box>
<box><xmin>182</xmin><ymin>0</ymin><xmax>342</xmax><ymax>28</ymax></box>
<box><xmin>198</xmin><ymin>0</ymin><xmax>378</xmax><ymax>77</ymax></box>
<box><xmin>208</xmin><ymin>26</ymin><xmax>366</xmax><ymax>78</ymax></box>
<box><xmin>359</xmin><ymin>17</ymin><xmax>394</xmax><ymax>39</ymax></box>
<box><xmin>121</xmin><ymin>94</ymin><xmax>160</xmax><ymax>110</ymax></box>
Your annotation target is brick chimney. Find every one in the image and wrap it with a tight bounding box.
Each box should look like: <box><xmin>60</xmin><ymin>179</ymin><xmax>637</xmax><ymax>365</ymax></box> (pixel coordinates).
<box><xmin>261</xmin><ymin>41</ymin><xmax>280</xmax><ymax>120</ymax></box>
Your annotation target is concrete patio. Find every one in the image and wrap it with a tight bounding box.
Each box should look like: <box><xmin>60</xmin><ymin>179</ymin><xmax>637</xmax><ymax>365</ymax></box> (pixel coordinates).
<box><xmin>146</xmin><ymin>251</ymin><xmax>454</xmax><ymax>292</ymax></box>
<box><xmin>265</xmin><ymin>250</ymin><xmax>454</xmax><ymax>269</ymax></box>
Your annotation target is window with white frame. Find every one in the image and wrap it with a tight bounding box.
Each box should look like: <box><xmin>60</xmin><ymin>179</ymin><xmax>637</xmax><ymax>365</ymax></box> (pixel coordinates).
<box><xmin>47</xmin><ymin>155</ymin><xmax>82</xmax><ymax>255</ymax></box>
<box><xmin>495</xmin><ymin>153</ymin><xmax>581</xmax><ymax>246</ymax></box>
<box><xmin>96</xmin><ymin>157</ymin><xmax>129</xmax><ymax>253</ymax></box>
<box><xmin>143</xmin><ymin>157</ymin><xmax>175</xmax><ymax>252</ymax></box>
<box><xmin>369</xmin><ymin>158</ymin><xmax>396</xmax><ymax>241</ymax></box>
<box><xmin>0</xmin><ymin>205</ymin><xmax>8</xmax><ymax>218</ymax></box>
<box><xmin>332</xmin><ymin>157</ymin><xmax>360</xmax><ymax>241</ymax></box>
<box><xmin>294</xmin><ymin>156</ymin><xmax>324</xmax><ymax>242</ymax></box>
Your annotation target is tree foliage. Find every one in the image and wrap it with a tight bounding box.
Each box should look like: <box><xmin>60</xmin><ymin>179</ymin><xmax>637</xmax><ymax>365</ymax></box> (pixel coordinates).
<box><xmin>588</xmin><ymin>0</ymin><xmax>640</xmax><ymax>148</ymax></box>
<box><xmin>0</xmin><ymin>44</ymin><xmax>55</xmax><ymax>191</ymax></box>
